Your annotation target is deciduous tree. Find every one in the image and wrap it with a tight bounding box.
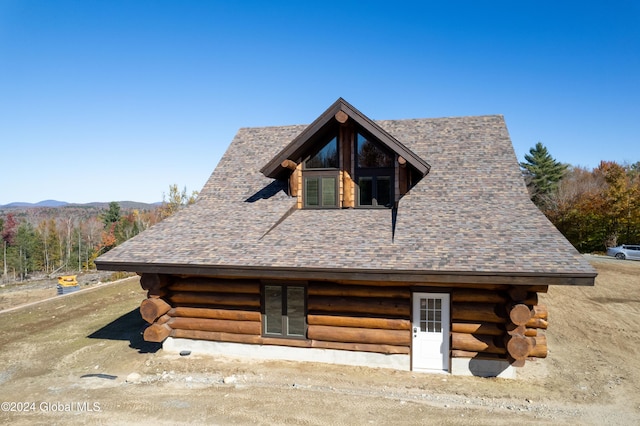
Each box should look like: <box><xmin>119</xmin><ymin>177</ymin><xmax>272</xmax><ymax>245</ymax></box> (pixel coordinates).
<box><xmin>158</xmin><ymin>184</ymin><xmax>198</xmax><ymax>219</ymax></box>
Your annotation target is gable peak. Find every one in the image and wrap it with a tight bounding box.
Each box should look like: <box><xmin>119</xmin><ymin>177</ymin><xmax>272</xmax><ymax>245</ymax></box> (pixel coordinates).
<box><xmin>260</xmin><ymin>98</ymin><xmax>430</xmax><ymax>179</ymax></box>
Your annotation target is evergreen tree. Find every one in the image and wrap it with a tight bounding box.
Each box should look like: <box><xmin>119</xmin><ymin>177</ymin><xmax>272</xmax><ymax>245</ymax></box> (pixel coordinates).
<box><xmin>2</xmin><ymin>214</ymin><xmax>18</xmax><ymax>279</ymax></box>
<box><xmin>11</xmin><ymin>222</ymin><xmax>37</xmax><ymax>280</ymax></box>
<box><xmin>520</xmin><ymin>142</ymin><xmax>568</xmax><ymax>207</ymax></box>
<box><xmin>101</xmin><ymin>202</ymin><xmax>121</xmax><ymax>227</ymax></box>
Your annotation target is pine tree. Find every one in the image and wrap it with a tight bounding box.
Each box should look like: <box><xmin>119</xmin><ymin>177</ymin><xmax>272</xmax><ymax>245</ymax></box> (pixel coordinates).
<box><xmin>101</xmin><ymin>202</ymin><xmax>121</xmax><ymax>227</ymax></box>
<box><xmin>520</xmin><ymin>142</ymin><xmax>568</xmax><ymax>208</ymax></box>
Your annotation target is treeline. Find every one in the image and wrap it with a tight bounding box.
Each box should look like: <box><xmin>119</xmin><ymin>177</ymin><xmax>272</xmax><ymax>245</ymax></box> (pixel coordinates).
<box><xmin>0</xmin><ymin>185</ymin><xmax>197</xmax><ymax>283</ymax></box>
<box><xmin>544</xmin><ymin>162</ymin><xmax>640</xmax><ymax>252</ymax></box>
<box><xmin>521</xmin><ymin>143</ymin><xmax>640</xmax><ymax>253</ymax></box>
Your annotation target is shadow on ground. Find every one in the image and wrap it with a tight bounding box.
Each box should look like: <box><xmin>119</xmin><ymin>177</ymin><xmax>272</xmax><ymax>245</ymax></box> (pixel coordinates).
<box><xmin>88</xmin><ymin>308</ymin><xmax>161</xmax><ymax>353</ymax></box>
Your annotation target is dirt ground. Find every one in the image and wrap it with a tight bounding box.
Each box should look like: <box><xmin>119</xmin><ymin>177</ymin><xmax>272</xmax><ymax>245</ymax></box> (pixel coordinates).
<box><xmin>0</xmin><ymin>256</ymin><xmax>639</xmax><ymax>425</ymax></box>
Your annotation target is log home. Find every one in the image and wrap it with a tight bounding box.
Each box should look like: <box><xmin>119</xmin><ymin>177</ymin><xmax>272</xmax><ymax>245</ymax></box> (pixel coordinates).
<box><xmin>96</xmin><ymin>98</ymin><xmax>596</xmax><ymax>378</ymax></box>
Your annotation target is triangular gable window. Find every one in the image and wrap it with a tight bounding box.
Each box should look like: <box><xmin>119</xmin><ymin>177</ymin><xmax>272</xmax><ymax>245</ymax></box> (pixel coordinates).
<box><xmin>357</xmin><ymin>133</ymin><xmax>393</xmax><ymax>168</ymax></box>
<box><xmin>305</xmin><ymin>136</ymin><xmax>339</xmax><ymax>169</ymax></box>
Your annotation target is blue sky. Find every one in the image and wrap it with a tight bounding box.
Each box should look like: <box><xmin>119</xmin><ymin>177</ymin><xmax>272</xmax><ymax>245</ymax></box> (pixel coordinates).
<box><xmin>1</xmin><ymin>1</ymin><xmax>638</xmax><ymax>204</ymax></box>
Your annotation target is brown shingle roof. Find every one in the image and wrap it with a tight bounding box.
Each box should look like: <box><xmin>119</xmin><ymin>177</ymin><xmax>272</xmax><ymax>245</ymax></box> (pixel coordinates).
<box><xmin>95</xmin><ymin>114</ymin><xmax>596</xmax><ymax>285</ymax></box>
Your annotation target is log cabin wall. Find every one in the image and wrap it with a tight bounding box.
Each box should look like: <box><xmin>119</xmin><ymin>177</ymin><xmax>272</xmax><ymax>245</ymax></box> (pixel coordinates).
<box><xmin>307</xmin><ymin>281</ymin><xmax>411</xmax><ymax>355</ymax></box>
<box><xmin>450</xmin><ymin>285</ymin><xmax>548</xmax><ymax>365</ymax></box>
<box><xmin>138</xmin><ymin>273</ymin><xmax>550</xmax><ymax>368</ymax></box>
<box><xmin>139</xmin><ymin>274</ymin><xmax>413</xmax><ymax>354</ymax></box>
<box><xmin>140</xmin><ymin>274</ymin><xmax>264</xmax><ymax>345</ymax></box>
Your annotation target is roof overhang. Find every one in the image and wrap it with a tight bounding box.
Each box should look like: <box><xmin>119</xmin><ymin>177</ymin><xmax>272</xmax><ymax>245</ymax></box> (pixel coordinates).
<box><xmin>95</xmin><ymin>261</ymin><xmax>597</xmax><ymax>287</ymax></box>
<box><xmin>260</xmin><ymin>98</ymin><xmax>431</xmax><ymax>179</ymax></box>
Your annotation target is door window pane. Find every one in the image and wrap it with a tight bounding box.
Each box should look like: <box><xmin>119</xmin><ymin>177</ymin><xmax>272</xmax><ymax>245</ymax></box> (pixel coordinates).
<box><xmin>421</xmin><ymin>297</ymin><xmax>443</xmax><ymax>334</ymax></box>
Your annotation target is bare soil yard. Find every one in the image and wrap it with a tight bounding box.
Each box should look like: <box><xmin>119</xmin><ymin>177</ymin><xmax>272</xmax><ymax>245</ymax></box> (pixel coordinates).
<box><xmin>0</xmin><ymin>256</ymin><xmax>639</xmax><ymax>425</ymax></box>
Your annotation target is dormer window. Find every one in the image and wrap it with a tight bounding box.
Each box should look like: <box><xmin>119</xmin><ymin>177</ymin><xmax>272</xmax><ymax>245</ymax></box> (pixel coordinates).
<box><xmin>357</xmin><ymin>133</ymin><xmax>393</xmax><ymax>168</ymax></box>
<box><xmin>260</xmin><ymin>98</ymin><xmax>431</xmax><ymax>211</ymax></box>
<box><xmin>356</xmin><ymin>133</ymin><xmax>394</xmax><ymax>208</ymax></box>
<box><xmin>303</xmin><ymin>136</ymin><xmax>339</xmax><ymax>208</ymax></box>
<box><xmin>305</xmin><ymin>136</ymin><xmax>338</xmax><ymax>169</ymax></box>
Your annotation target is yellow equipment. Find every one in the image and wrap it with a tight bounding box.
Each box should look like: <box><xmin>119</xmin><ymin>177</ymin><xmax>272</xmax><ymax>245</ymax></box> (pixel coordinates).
<box><xmin>57</xmin><ymin>275</ymin><xmax>80</xmax><ymax>295</ymax></box>
<box><xmin>57</xmin><ymin>275</ymin><xmax>78</xmax><ymax>286</ymax></box>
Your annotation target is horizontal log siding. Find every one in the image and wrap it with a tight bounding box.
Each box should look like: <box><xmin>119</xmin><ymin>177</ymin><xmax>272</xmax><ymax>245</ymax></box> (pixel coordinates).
<box><xmin>169</xmin><ymin>317</ymin><xmax>261</xmax><ymax>335</ymax></box>
<box><xmin>306</xmin><ymin>281</ymin><xmax>411</xmax><ymax>354</ymax></box>
<box><xmin>139</xmin><ymin>274</ymin><xmax>550</xmax><ymax>363</ymax></box>
<box><xmin>307</xmin><ymin>314</ymin><xmax>411</xmax><ymax>330</ymax></box>
<box><xmin>146</xmin><ymin>276</ymin><xmax>264</xmax><ymax>345</ymax></box>
<box><xmin>168</xmin><ymin>307</ymin><xmax>261</xmax><ymax>322</ymax></box>
<box><xmin>169</xmin><ymin>278</ymin><xmax>260</xmax><ymax>294</ymax></box>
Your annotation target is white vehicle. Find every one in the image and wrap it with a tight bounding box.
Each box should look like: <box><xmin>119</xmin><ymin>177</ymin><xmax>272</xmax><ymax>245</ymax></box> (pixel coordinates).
<box><xmin>606</xmin><ymin>245</ymin><xmax>640</xmax><ymax>260</ymax></box>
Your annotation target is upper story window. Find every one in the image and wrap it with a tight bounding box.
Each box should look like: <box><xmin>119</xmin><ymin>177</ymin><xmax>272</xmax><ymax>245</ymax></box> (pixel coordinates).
<box><xmin>356</xmin><ymin>133</ymin><xmax>394</xmax><ymax>208</ymax></box>
<box><xmin>357</xmin><ymin>133</ymin><xmax>393</xmax><ymax>168</ymax></box>
<box><xmin>303</xmin><ymin>136</ymin><xmax>339</xmax><ymax>208</ymax></box>
<box><xmin>305</xmin><ymin>136</ymin><xmax>338</xmax><ymax>169</ymax></box>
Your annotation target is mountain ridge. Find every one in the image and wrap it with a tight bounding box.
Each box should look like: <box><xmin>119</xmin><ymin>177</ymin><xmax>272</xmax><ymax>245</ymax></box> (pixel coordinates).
<box><xmin>1</xmin><ymin>200</ymin><xmax>161</xmax><ymax>210</ymax></box>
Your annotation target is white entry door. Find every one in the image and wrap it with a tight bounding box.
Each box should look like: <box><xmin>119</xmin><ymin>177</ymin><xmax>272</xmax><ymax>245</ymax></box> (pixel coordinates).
<box><xmin>412</xmin><ymin>292</ymin><xmax>450</xmax><ymax>372</ymax></box>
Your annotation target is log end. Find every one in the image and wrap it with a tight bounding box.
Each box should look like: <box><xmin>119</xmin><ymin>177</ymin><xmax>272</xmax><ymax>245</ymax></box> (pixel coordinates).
<box><xmin>281</xmin><ymin>159</ymin><xmax>297</xmax><ymax>170</ymax></box>
<box><xmin>140</xmin><ymin>297</ymin><xmax>172</xmax><ymax>324</ymax></box>
<box><xmin>143</xmin><ymin>323</ymin><xmax>172</xmax><ymax>343</ymax></box>
<box><xmin>140</xmin><ymin>273</ymin><xmax>170</xmax><ymax>291</ymax></box>
<box><xmin>509</xmin><ymin>303</ymin><xmax>533</xmax><ymax>326</ymax></box>
<box><xmin>335</xmin><ymin>110</ymin><xmax>349</xmax><ymax>123</ymax></box>
<box><xmin>506</xmin><ymin>335</ymin><xmax>534</xmax><ymax>360</ymax></box>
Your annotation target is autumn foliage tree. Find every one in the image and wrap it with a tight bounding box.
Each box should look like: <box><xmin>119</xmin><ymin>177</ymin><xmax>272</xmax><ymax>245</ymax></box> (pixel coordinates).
<box><xmin>0</xmin><ymin>193</ymin><xmax>171</xmax><ymax>282</ymax></box>
<box><xmin>542</xmin><ymin>161</ymin><xmax>640</xmax><ymax>252</ymax></box>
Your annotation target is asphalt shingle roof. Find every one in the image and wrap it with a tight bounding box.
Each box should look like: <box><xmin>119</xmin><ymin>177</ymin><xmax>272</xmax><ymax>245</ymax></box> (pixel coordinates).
<box><xmin>96</xmin><ymin>114</ymin><xmax>596</xmax><ymax>283</ymax></box>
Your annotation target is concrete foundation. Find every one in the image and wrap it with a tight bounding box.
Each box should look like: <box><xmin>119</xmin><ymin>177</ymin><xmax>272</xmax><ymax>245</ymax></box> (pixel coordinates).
<box><xmin>163</xmin><ymin>337</ymin><xmax>411</xmax><ymax>371</ymax></box>
<box><xmin>164</xmin><ymin>338</ymin><xmax>517</xmax><ymax>378</ymax></box>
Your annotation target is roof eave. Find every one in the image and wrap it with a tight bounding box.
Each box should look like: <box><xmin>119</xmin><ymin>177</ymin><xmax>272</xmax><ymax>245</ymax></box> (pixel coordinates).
<box><xmin>95</xmin><ymin>261</ymin><xmax>597</xmax><ymax>287</ymax></box>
